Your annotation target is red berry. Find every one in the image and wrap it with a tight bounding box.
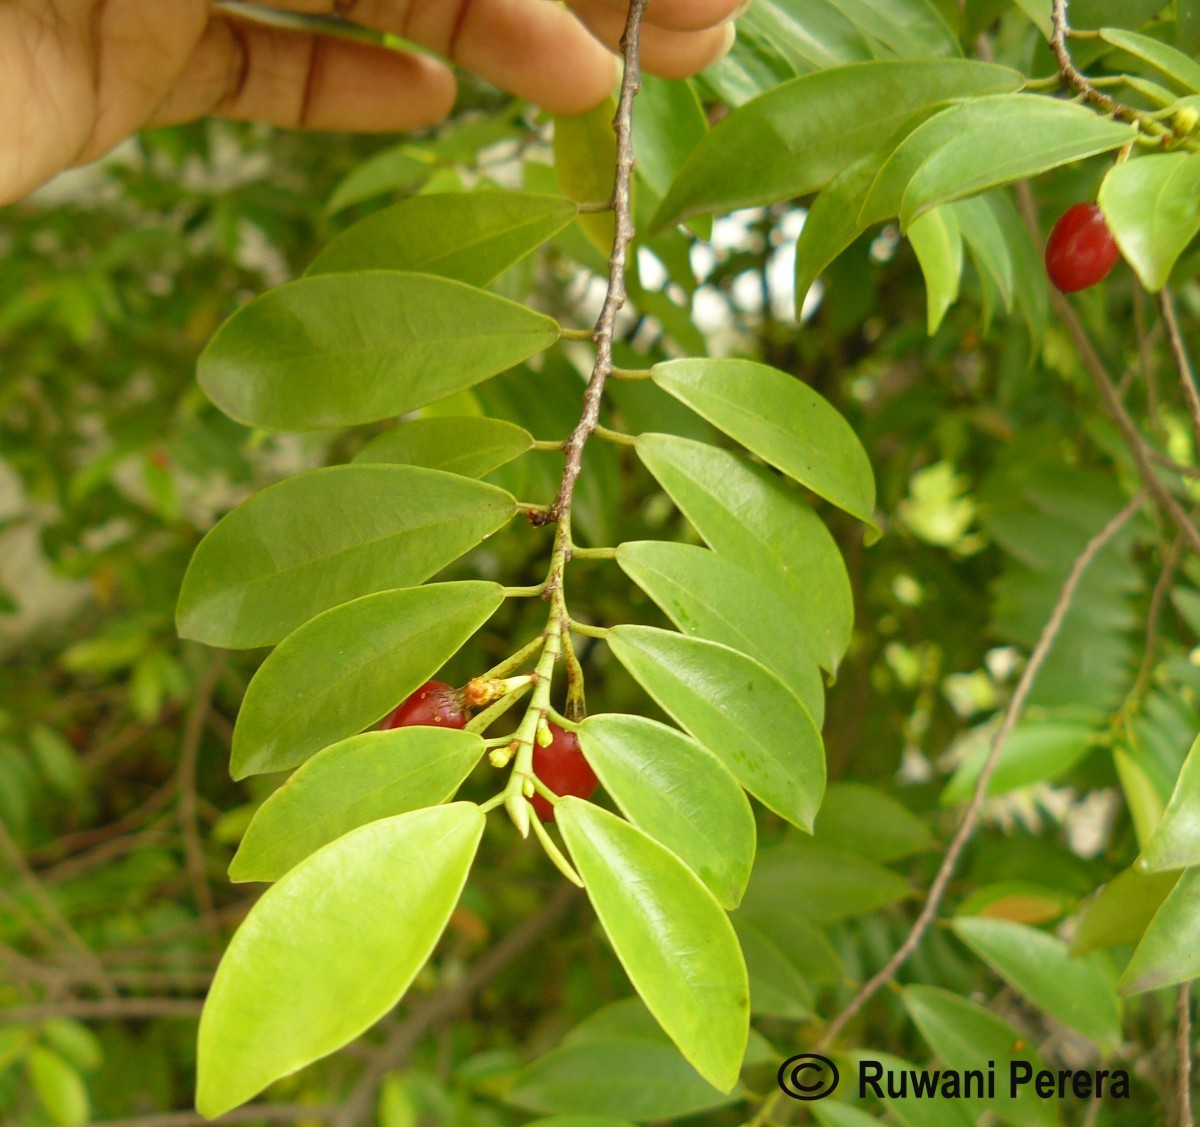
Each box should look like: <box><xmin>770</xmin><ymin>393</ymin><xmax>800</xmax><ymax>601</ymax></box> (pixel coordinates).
<box><xmin>530</xmin><ymin>723</ymin><xmax>599</xmax><ymax>823</ymax></box>
<box><xmin>1045</xmin><ymin>203</ymin><xmax>1120</xmax><ymax>293</ymax></box>
<box><xmin>381</xmin><ymin>680</ymin><xmax>468</xmax><ymax>730</ymax></box>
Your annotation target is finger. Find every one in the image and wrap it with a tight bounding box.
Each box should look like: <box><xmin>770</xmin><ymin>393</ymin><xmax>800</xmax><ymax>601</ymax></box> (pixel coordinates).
<box><xmin>147</xmin><ymin>17</ymin><xmax>456</xmax><ymax>132</ymax></box>
<box><xmin>568</xmin><ymin>2</ymin><xmax>735</xmax><ymax>80</ymax></box>
<box><xmin>582</xmin><ymin>0</ymin><xmax>747</xmax><ymax>33</ymax></box>
<box><xmin>307</xmin><ymin>0</ymin><xmax>619</xmax><ymax>115</ymax></box>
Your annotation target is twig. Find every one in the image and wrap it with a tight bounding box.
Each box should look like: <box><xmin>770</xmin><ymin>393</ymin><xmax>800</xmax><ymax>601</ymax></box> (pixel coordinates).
<box><xmin>333</xmin><ymin>886</ymin><xmax>580</xmax><ymax>1127</ymax></box>
<box><xmin>817</xmin><ymin>490</ymin><xmax>1145</xmax><ymax>1049</ymax></box>
<box><xmin>0</xmin><ymin>998</ymin><xmax>204</xmax><ymax>1022</ymax></box>
<box><xmin>85</xmin><ymin>1103</ymin><xmax>336</xmax><ymax>1127</ymax></box>
<box><xmin>1148</xmin><ymin>449</ymin><xmax>1200</xmax><ymax>479</ymax></box>
<box><xmin>1180</xmin><ymin>983</ymin><xmax>1195</xmax><ymax>1127</ymax></box>
<box><xmin>1160</xmin><ymin>290</ymin><xmax>1200</xmax><ymax>452</ymax></box>
<box><xmin>1130</xmin><ymin>527</ymin><xmax>1186</xmax><ymax>705</ymax></box>
<box><xmin>178</xmin><ymin>656</ymin><xmax>227</xmax><ymax>944</ymax></box>
<box><xmin>1049</xmin><ymin>0</ymin><xmax>1170</xmax><ymax>137</ymax></box>
<box><xmin>547</xmin><ymin>0</ymin><xmax>645</xmax><ymax>525</ymax></box>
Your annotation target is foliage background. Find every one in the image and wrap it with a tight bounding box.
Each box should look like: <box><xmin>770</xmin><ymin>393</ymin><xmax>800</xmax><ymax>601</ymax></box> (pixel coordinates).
<box><xmin>3</xmin><ymin>1</ymin><xmax>1200</xmax><ymax>1124</ymax></box>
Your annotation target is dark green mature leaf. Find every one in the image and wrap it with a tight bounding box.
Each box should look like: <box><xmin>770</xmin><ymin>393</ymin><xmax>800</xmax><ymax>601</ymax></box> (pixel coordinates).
<box><xmin>637</xmin><ymin>433</ymin><xmax>852</xmax><ymax>671</ymax></box>
<box><xmin>742</xmin><ymin>843</ymin><xmax>912</xmax><ymax>923</ymax></box>
<box><xmin>860</xmin><ymin>95</ymin><xmax>1135</xmax><ymax>229</ymax></box>
<box><xmin>617</xmin><ymin>540</ymin><xmax>824</xmax><ymax>724</ymax></box>
<box><xmin>608</xmin><ymin>625</ymin><xmax>825</xmax><ymax>830</ymax></box>
<box><xmin>353</xmin><ymin>417</ymin><xmax>534</xmax><ymax>479</ymax></box>
<box><xmin>652</xmin><ymin>59</ymin><xmax>1021</xmax><ymax>228</ymax></box>
<box><xmin>632</xmin><ymin>78</ymin><xmax>708</xmax><ymax>204</ymax></box>
<box><xmin>651</xmin><ymin>359</ymin><xmax>875</xmax><ymax>525</ymax></box>
<box><xmin>177</xmin><ymin>466</ymin><xmax>515</xmax><ymax>649</ymax></box>
<box><xmin>557</xmin><ymin>800</ymin><xmax>749</xmax><ymax>1093</ymax></box>
<box><xmin>230</xmin><ymin>582</ymin><xmax>503</xmax><ymax>779</ymax></box>
<box><xmin>1099</xmin><ymin>154</ymin><xmax>1200</xmax><ymax>292</ymax></box>
<box><xmin>812</xmin><ymin>783</ymin><xmax>933</xmax><ymax>862</ymax></box>
<box><xmin>1098</xmin><ymin>28</ymin><xmax>1200</xmax><ymax>94</ymax></box>
<box><xmin>831</xmin><ymin>0</ymin><xmax>961</xmax><ymax>57</ymax></box>
<box><xmin>577</xmin><ymin>714</ymin><xmax>756</xmax><ymax>909</ymax></box>
<box><xmin>197</xmin><ymin>804</ymin><xmax>484</xmax><ymax>1117</ymax></box>
<box><xmin>902</xmin><ymin>986</ymin><xmax>1058</xmax><ymax>1127</ymax></box>
<box><xmin>950</xmin><ymin>918</ymin><xmax>1121</xmax><ymax>1051</ymax></box>
<box><xmin>197</xmin><ymin>272</ymin><xmax>559</xmax><ymax>430</ymax></box>
<box><xmin>1141</xmin><ymin>734</ymin><xmax>1200</xmax><ymax>870</ymax></box>
<box><xmin>1119</xmin><ymin>867</ymin><xmax>1200</xmax><ymax>994</ymax></box>
<box><xmin>229</xmin><ymin>728</ymin><xmax>485</xmax><ymax>881</ymax></box>
<box><xmin>908</xmin><ymin>205</ymin><xmax>963</xmax><ymax>333</ymax></box>
<box><xmin>306</xmin><ymin>191</ymin><xmax>577</xmax><ymax>282</ymax></box>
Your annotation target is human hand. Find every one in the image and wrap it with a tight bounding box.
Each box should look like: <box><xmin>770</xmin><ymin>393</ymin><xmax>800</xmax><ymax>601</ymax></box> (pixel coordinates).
<box><xmin>0</xmin><ymin>0</ymin><xmax>744</xmax><ymax>206</ymax></box>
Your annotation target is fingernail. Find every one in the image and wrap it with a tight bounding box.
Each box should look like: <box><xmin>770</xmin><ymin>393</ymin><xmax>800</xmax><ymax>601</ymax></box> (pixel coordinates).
<box><xmin>715</xmin><ymin>20</ymin><xmax>738</xmax><ymax>62</ymax></box>
<box><xmin>731</xmin><ymin>0</ymin><xmax>753</xmax><ymax>19</ymax></box>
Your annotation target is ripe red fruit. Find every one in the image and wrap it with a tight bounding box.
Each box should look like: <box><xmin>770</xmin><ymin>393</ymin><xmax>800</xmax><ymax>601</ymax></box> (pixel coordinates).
<box><xmin>380</xmin><ymin>680</ymin><xmax>469</xmax><ymax>730</ymax></box>
<box><xmin>1045</xmin><ymin>203</ymin><xmax>1120</xmax><ymax>293</ymax></box>
<box><xmin>530</xmin><ymin>723</ymin><xmax>599</xmax><ymax>823</ymax></box>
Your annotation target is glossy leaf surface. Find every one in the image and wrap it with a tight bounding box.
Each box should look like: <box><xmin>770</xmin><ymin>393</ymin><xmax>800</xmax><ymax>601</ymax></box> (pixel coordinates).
<box><xmin>1119</xmin><ymin>867</ymin><xmax>1200</xmax><ymax>994</ymax></box>
<box><xmin>1140</xmin><ymin>733</ymin><xmax>1200</xmax><ymax>870</ymax></box>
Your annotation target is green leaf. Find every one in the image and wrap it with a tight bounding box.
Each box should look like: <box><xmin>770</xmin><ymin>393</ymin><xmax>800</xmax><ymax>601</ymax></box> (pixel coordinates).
<box><xmin>229</xmin><ymin>728</ymin><xmax>485</xmax><ymax>881</ymax></box>
<box><xmin>197</xmin><ymin>272</ymin><xmax>559</xmax><ymax>431</ymax></box>
<box><xmin>177</xmin><ymin>465</ymin><xmax>514</xmax><ymax>649</ymax></box>
<box><xmin>733</xmin><ymin>904</ymin><xmax>846</xmax><ymax>983</ymax></box>
<box><xmin>1098</xmin><ymin>28</ymin><xmax>1200</xmax><ymax>94</ymax></box>
<box><xmin>557</xmin><ymin>800</ymin><xmax>749</xmax><ymax>1093</ymax></box>
<box><xmin>28</xmin><ymin>1047</ymin><xmax>89</xmax><ymax>1127</ymax></box>
<box><xmin>861</xmin><ymin>95</ymin><xmax>1135</xmax><ymax>229</ymax></box>
<box><xmin>1072</xmin><ymin>866</ymin><xmax>1180</xmax><ymax>955</ymax></box>
<box><xmin>907</xmin><ymin>205</ymin><xmax>963</xmax><ymax>333</ymax></box>
<box><xmin>576</xmin><ymin>714</ymin><xmax>756</xmax><ymax>909</ymax></box>
<box><xmin>741</xmin><ymin>842</ymin><xmax>912</xmax><ymax>923</ymax></box>
<box><xmin>831</xmin><ymin>0</ymin><xmax>962</xmax><ymax>57</ymax></box>
<box><xmin>197</xmin><ymin>803</ymin><xmax>483</xmax><ymax>1117</ymax></box>
<box><xmin>1099</xmin><ymin>153</ymin><xmax>1200</xmax><ymax>292</ymax></box>
<box><xmin>734</xmin><ymin>917</ymin><xmax>813</xmax><ymax>1019</ymax></box>
<box><xmin>651</xmin><ymin>358</ymin><xmax>876</xmax><ymax>525</ymax></box>
<box><xmin>616</xmin><ymin>540</ymin><xmax>824</xmax><ymax>725</ymax></box>
<box><xmin>307</xmin><ymin>191</ymin><xmax>577</xmax><ymax>283</ymax></box>
<box><xmin>940</xmin><ymin>717</ymin><xmax>1098</xmax><ymax>804</ymax></box>
<box><xmin>1119</xmin><ymin>867</ymin><xmax>1200</xmax><ymax>994</ymax></box>
<box><xmin>812</xmin><ymin>782</ymin><xmax>934</xmax><ymax>862</ymax></box>
<box><xmin>653</xmin><ymin>59</ymin><xmax>1022</xmax><ymax>228</ymax></box>
<box><xmin>950</xmin><ymin>917</ymin><xmax>1121</xmax><ymax>1051</ymax></box>
<box><xmin>230</xmin><ymin>582</ymin><xmax>503</xmax><ymax>779</ymax></box>
<box><xmin>353</xmin><ymin>417</ymin><xmax>534</xmax><ymax>479</ymax></box>
<box><xmin>952</xmin><ymin>193</ymin><xmax>1016</xmax><ymax>314</ymax></box>
<box><xmin>632</xmin><ymin>78</ymin><xmax>708</xmax><ymax>204</ymax></box>
<box><xmin>523</xmin><ymin>1119</ymin><xmax>641</xmax><ymax>1127</ymax></box>
<box><xmin>636</xmin><ymin>433</ymin><xmax>853</xmax><ymax>671</ymax></box>
<box><xmin>1140</xmin><ymin>733</ymin><xmax>1200</xmax><ymax>871</ymax></box>
<box><xmin>326</xmin><ymin>144</ymin><xmax>433</xmax><ymax>213</ymax></box>
<box><xmin>555</xmin><ymin>99</ymin><xmax>618</xmax><ymax>254</ymax></box>
<box><xmin>608</xmin><ymin>625</ymin><xmax>825</xmax><ymax>831</ymax></box>
<box><xmin>902</xmin><ymin>985</ymin><xmax>1058</xmax><ymax>1127</ymax></box>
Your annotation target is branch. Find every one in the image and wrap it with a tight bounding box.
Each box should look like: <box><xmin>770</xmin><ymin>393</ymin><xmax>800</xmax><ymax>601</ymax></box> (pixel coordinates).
<box><xmin>1180</xmin><ymin>983</ymin><xmax>1195</xmax><ymax>1127</ymax></box>
<box><xmin>817</xmin><ymin>490</ymin><xmax>1146</xmax><ymax>1049</ymax></box>
<box><xmin>86</xmin><ymin>1103</ymin><xmax>335</xmax><ymax>1127</ymax></box>
<box><xmin>333</xmin><ymin>885</ymin><xmax>580</xmax><ymax>1127</ymax></box>
<box><xmin>0</xmin><ymin>998</ymin><xmax>203</xmax><ymax>1022</ymax></box>
<box><xmin>547</xmin><ymin>0</ymin><xmax>645</xmax><ymax>525</ymax></box>
<box><xmin>1160</xmin><ymin>290</ymin><xmax>1200</xmax><ymax>451</ymax></box>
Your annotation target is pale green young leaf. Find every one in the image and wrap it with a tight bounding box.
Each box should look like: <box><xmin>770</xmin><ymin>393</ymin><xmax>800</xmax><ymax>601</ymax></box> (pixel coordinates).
<box><xmin>197</xmin><ymin>803</ymin><xmax>484</xmax><ymax>1117</ymax></box>
<box><xmin>651</xmin><ymin>358</ymin><xmax>876</xmax><ymax>525</ymax></box>
<box><xmin>555</xmin><ymin>99</ymin><xmax>618</xmax><ymax>253</ymax></box>
<box><xmin>230</xmin><ymin>582</ymin><xmax>503</xmax><ymax>779</ymax></box>
<box><xmin>902</xmin><ymin>986</ymin><xmax>1058</xmax><ymax>1127</ymax></box>
<box><xmin>1119</xmin><ymin>867</ymin><xmax>1200</xmax><ymax>994</ymax></box>
<box><xmin>1140</xmin><ymin>733</ymin><xmax>1200</xmax><ymax>870</ymax></box>
<box><xmin>177</xmin><ymin>466</ymin><xmax>515</xmax><ymax>649</ymax></box>
<box><xmin>907</xmin><ymin>204</ymin><xmax>963</xmax><ymax>334</ymax></box>
<box><xmin>636</xmin><ymin>433</ymin><xmax>853</xmax><ymax>671</ymax></box>
<box><xmin>28</xmin><ymin>1048</ymin><xmax>89</xmax><ymax>1127</ymax></box>
<box><xmin>1072</xmin><ymin>866</ymin><xmax>1180</xmax><ymax>955</ymax></box>
<box><xmin>229</xmin><ymin>727</ymin><xmax>485</xmax><ymax>881</ymax></box>
<box><xmin>616</xmin><ymin>540</ymin><xmax>824</xmax><ymax>724</ymax></box>
<box><xmin>607</xmin><ymin>625</ymin><xmax>825</xmax><ymax>831</ymax></box>
<box><xmin>353</xmin><ymin>417</ymin><xmax>534</xmax><ymax>479</ymax></box>
<box><xmin>557</xmin><ymin>800</ymin><xmax>749</xmax><ymax>1093</ymax></box>
<box><xmin>652</xmin><ymin>59</ymin><xmax>1022</xmax><ymax>229</ymax></box>
<box><xmin>307</xmin><ymin>191</ymin><xmax>577</xmax><ymax>283</ymax></box>
<box><xmin>577</xmin><ymin>714</ymin><xmax>756</xmax><ymax>909</ymax></box>
<box><xmin>950</xmin><ymin>917</ymin><xmax>1121</xmax><ymax>1051</ymax></box>
<box><xmin>1099</xmin><ymin>154</ymin><xmax>1200</xmax><ymax>292</ymax></box>
<box><xmin>198</xmin><ymin>272</ymin><xmax>559</xmax><ymax>431</ymax></box>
